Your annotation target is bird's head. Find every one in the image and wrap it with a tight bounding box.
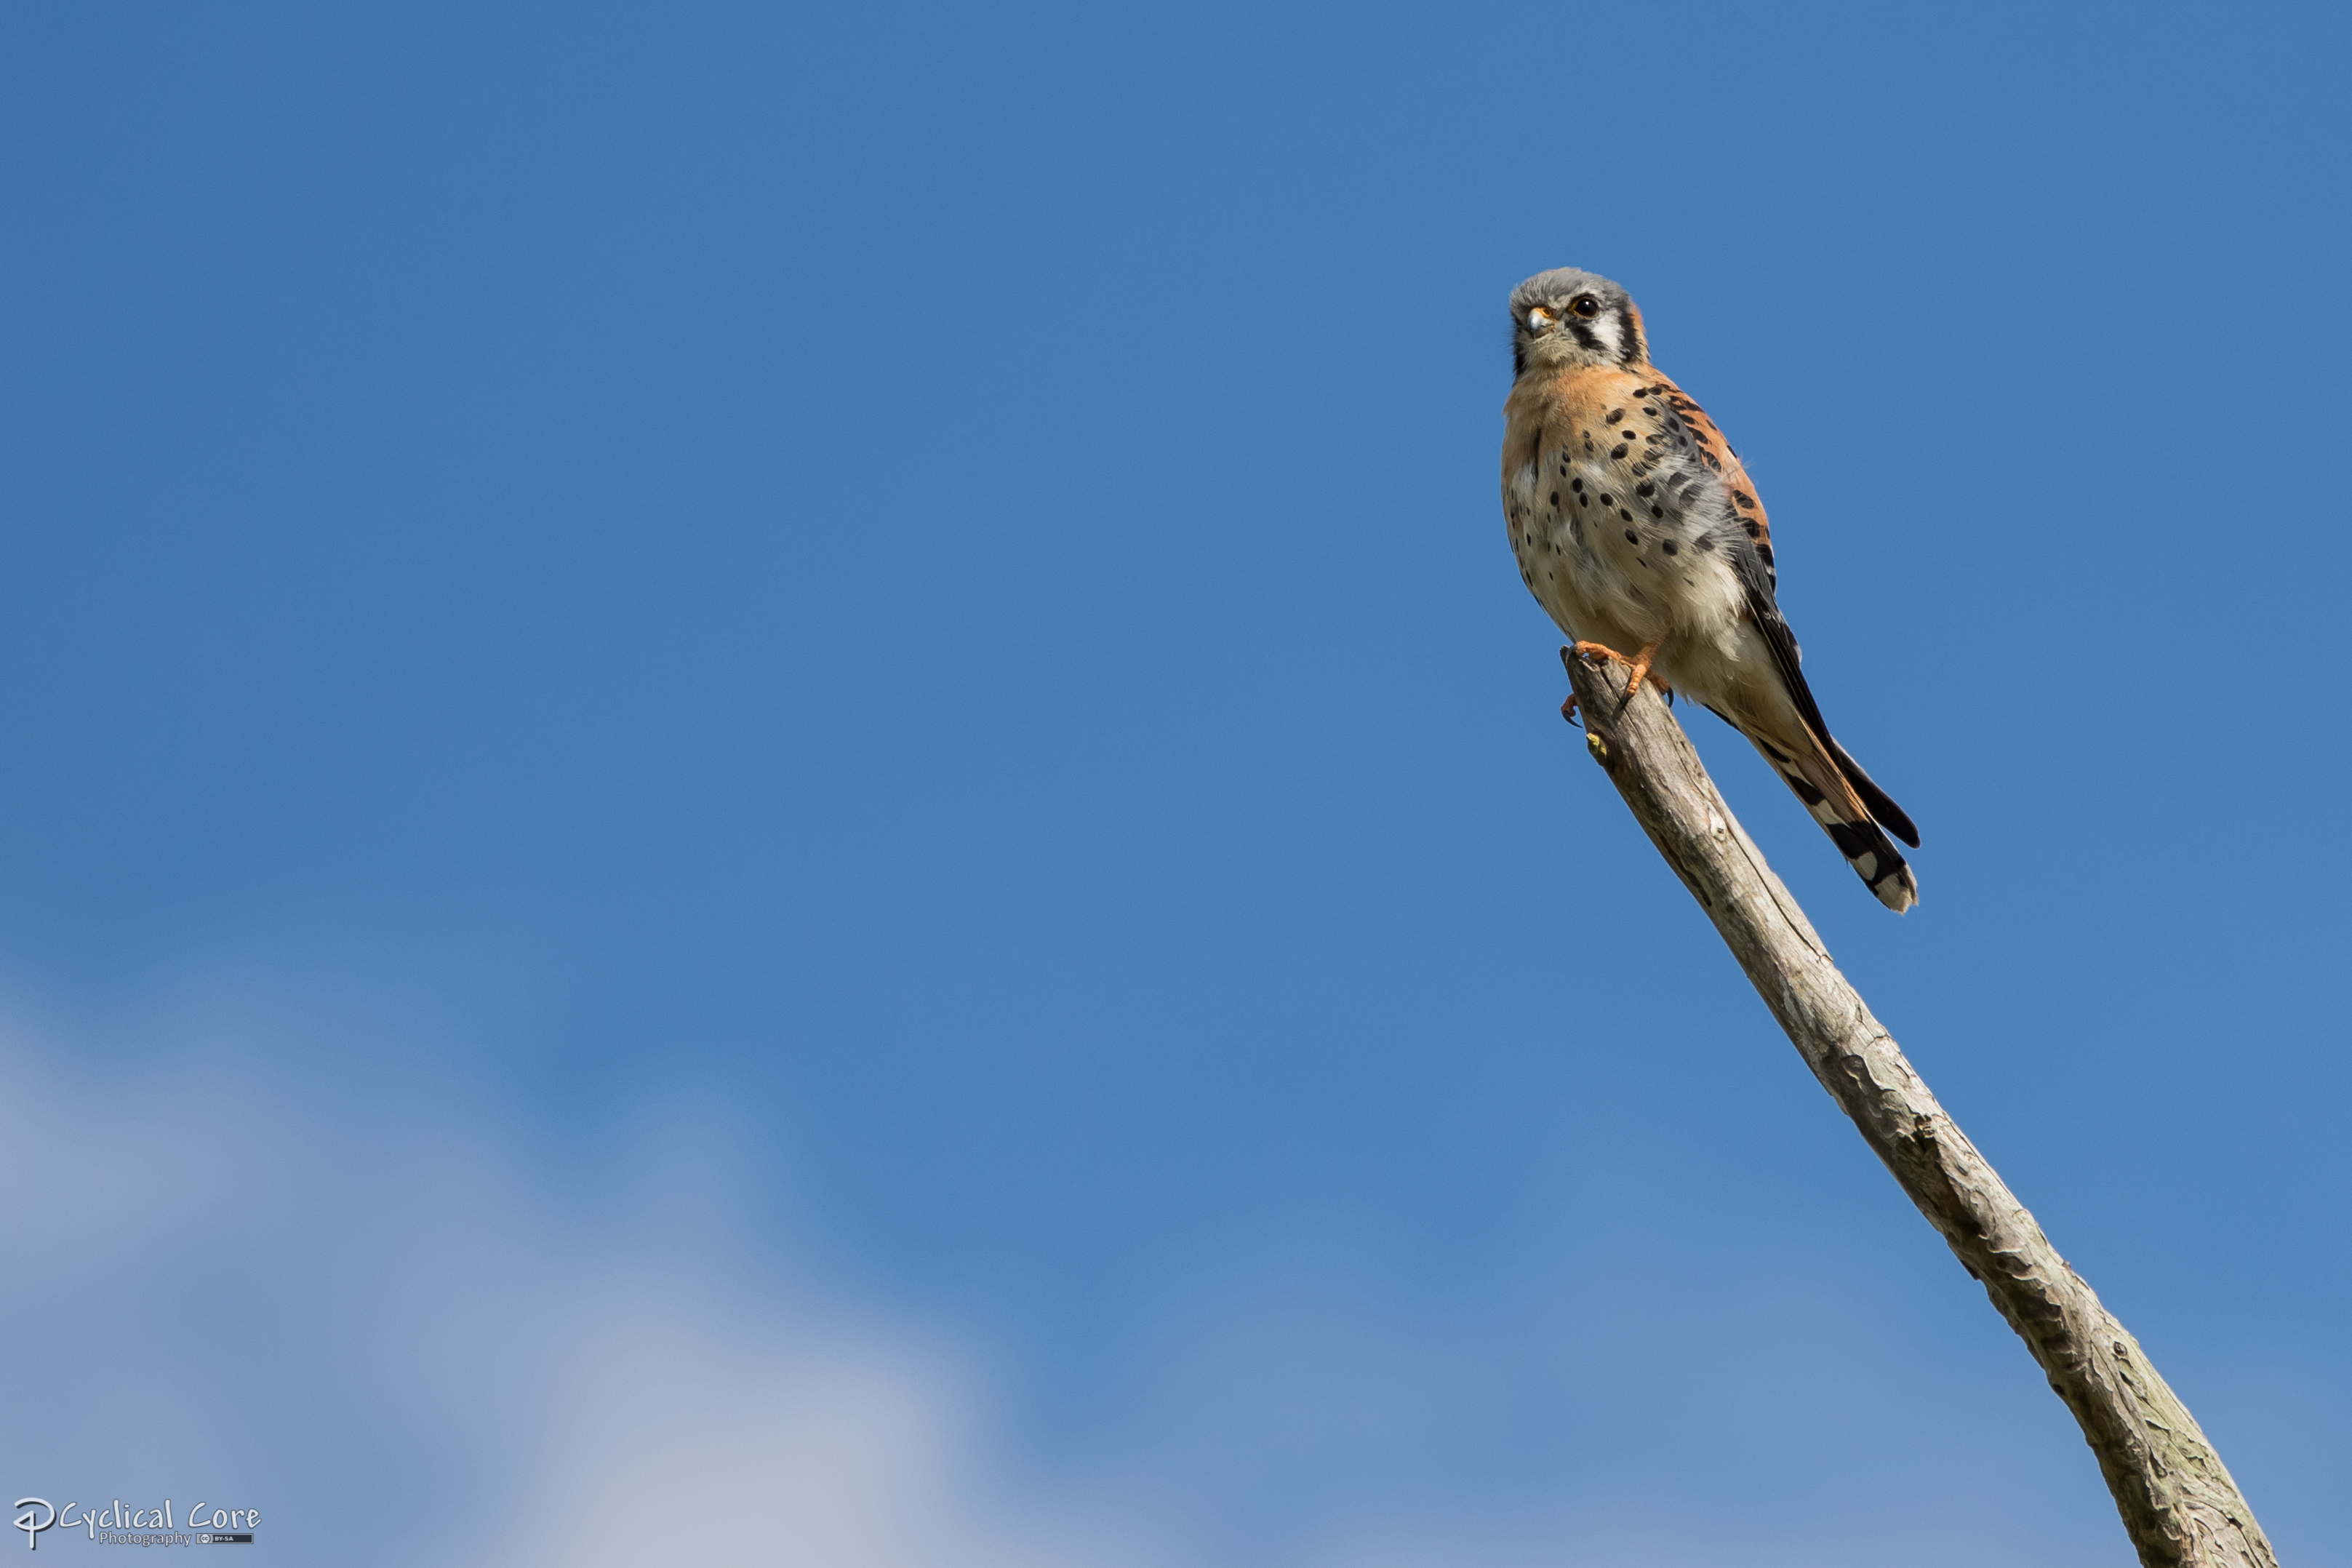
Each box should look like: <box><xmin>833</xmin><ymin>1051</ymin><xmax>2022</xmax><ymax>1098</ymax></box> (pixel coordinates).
<box><xmin>1510</xmin><ymin>268</ymin><xmax>1647</xmax><ymax>378</ymax></box>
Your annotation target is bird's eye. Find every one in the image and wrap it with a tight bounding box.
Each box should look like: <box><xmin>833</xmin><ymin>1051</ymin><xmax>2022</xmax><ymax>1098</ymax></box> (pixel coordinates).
<box><xmin>1570</xmin><ymin>295</ymin><xmax>1601</xmax><ymax>319</ymax></box>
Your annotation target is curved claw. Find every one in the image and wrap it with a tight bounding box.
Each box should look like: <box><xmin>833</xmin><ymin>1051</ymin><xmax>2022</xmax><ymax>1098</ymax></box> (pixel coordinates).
<box><xmin>1569</xmin><ymin>636</ymin><xmax>1665</xmax><ymax>700</ymax></box>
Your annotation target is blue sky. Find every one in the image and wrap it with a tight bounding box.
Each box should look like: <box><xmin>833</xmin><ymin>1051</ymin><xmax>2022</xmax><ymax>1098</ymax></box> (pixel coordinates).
<box><xmin>2</xmin><ymin>2</ymin><xmax>2346</xmax><ymax>1562</ymax></box>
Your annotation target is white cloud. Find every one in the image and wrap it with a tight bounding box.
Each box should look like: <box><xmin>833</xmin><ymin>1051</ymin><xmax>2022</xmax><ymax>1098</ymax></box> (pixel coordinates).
<box><xmin>471</xmin><ymin>1279</ymin><xmax>1161</xmax><ymax>1568</ymax></box>
<box><xmin>0</xmin><ymin>978</ymin><xmax>2169</xmax><ymax>1567</ymax></box>
<box><xmin>0</xmin><ymin>988</ymin><xmax>1176</xmax><ymax>1567</ymax></box>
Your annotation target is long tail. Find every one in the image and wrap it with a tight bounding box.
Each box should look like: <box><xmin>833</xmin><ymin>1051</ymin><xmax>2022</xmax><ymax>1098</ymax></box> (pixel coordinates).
<box><xmin>1732</xmin><ymin>719</ymin><xmax>1919</xmax><ymax>913</ymax></box>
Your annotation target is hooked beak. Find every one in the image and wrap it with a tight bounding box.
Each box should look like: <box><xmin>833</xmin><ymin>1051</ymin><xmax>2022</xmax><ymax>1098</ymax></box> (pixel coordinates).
<box><xmin>1524</xmin><ymin>305</ymin><xmax>1556</xmax><ymax>332</ymax></box>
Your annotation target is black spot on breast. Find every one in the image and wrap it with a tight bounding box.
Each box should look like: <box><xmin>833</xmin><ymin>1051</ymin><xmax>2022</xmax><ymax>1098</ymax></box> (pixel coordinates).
<box><xmin>1636</xmin><ymin>481</ymin><xmax>1654</xmax><ymax>496</ymax></box>
<box><xmin>1577</xmin><ymin>494</ymin><xmax>1587</xmax><ymax>507</ymax></box>
<box><xmin>1735</xmin><ymin>492</ymin><xmax>1756</xmax><ymax>509</ymax></box>
<box><xmin>1744</xmin><ymin>521</ymin><xmax>1761</xmax><ymax>537</ymax></box>
<box><xmin>1631</xmin><ymin>388</ymin><xmax>1649</xmax><ymax>399</ymax></box>
<box><xmin>1650</xmin><ymin>506</ymin><xmax>1663</xmax><ymax>519</ymax></box>
<box><xmin>1623</xmin><ymin>529</ymin><xmax>1639</xmax><ymax>543</ymax></box>
<box><xmin>1694</xmin><ymin>535</ymin><xmax>1716</xmax><ymax>551</ymax></box>
<box><xmin>1620</xmin><ymin>509</ymin><xmax>1633</xmax><ymax>521</ymax></box>
<box><xmin>1569</xmin><ymin>478</ymin><xmax>1583</xmax><ymax>492</ymax></box>
<box><xmin>1611</xmin><ymin>444</ymin><xmax>1628</xmax><ymax>459</ymax></box>
<box><xmin>1549</xmin><ymin>492</ymin><xmax>1559</xmax><ymax>505</ymax></box>
<box><xmin>1599</xmin><ymin>493</ymin><xmax>1614</xmax><ymax>504</ymax></box>
<box><xmin>1605</xmin><ymin>409</ymin><xmax>1624</xmax><ymax>425</ymax></box>
<box><xmin>1661</xmin><ymin>540</ymin><xmax>1679</xmax><ymax>556</ymax></box>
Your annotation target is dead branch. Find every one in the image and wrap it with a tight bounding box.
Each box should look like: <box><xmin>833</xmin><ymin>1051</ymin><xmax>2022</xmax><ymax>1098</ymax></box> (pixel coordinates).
<box><xmin>1559</xmin><ymin>646</ymin><xmax>2275</xmax><ymax>1568</ymax></box>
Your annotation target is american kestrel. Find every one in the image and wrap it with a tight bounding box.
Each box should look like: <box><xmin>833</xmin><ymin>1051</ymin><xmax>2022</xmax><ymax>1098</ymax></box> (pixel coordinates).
<box><xmin>1500</xmin><ymin>268</ymin><xmax>1921</xmax><ymax>911</ymax></box>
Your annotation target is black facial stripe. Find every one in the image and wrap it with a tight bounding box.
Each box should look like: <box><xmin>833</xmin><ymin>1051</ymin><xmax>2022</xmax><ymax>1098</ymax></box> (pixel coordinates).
<box><xmin>1568</xmin><ymin>322</ymin><xmax>1602</xmax><ymax>352</ymax></box>
<box><xmin>1612</xmin><ymin>299</ymin><xmax>1643</xmax><ymax>364</ymax></box>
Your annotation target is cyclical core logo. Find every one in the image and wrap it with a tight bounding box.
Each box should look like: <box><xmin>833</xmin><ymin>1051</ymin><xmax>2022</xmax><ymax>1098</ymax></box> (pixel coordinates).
<box><xmin>11</xmin><ymin>1501</ymin><xmax>53</xmax><ymax>1551</ymax></box>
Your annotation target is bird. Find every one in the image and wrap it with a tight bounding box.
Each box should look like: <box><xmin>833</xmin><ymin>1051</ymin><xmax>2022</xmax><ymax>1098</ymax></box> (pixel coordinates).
<box><xmin>1500</xmin><ymin>268</ymin><xmax>1920</xmax><ymax>911</ymax></box>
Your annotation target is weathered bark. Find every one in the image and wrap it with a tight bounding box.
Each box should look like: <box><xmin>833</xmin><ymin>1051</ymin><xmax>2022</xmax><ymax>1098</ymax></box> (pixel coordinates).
<box><xmin>1559</xmin><ymin>646</ymin><xmax>2275</xmax><ymax>1568</ymax></box>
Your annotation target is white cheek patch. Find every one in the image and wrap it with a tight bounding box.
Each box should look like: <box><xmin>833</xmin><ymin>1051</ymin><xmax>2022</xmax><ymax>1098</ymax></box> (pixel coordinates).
<box><xmin>1589</xmin><ymin>313</ymin><xmax>1623</xmax><ymax>357</ymax></box>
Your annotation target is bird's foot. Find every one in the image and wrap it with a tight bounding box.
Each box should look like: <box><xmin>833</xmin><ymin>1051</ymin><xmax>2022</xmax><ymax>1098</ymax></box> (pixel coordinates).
<box><xmin>1569</xmin><ymin>636</ymin><xmax>1668</xmax><ymax>699</ymax></box>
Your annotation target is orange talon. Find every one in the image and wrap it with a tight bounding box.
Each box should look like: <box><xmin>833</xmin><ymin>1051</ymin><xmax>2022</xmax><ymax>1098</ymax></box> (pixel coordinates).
<box><xmin>1569</xmin><ymin>634</ymin><xmax>1668</xmax><ymax>699</ymax></box>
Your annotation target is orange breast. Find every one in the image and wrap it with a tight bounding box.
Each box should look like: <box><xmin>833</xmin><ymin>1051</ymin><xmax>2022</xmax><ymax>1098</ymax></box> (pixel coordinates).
<box><xmin>1507</xmin><ymin>361</ymin><xmax>1775</xmax><ymax>583</ymax></box>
